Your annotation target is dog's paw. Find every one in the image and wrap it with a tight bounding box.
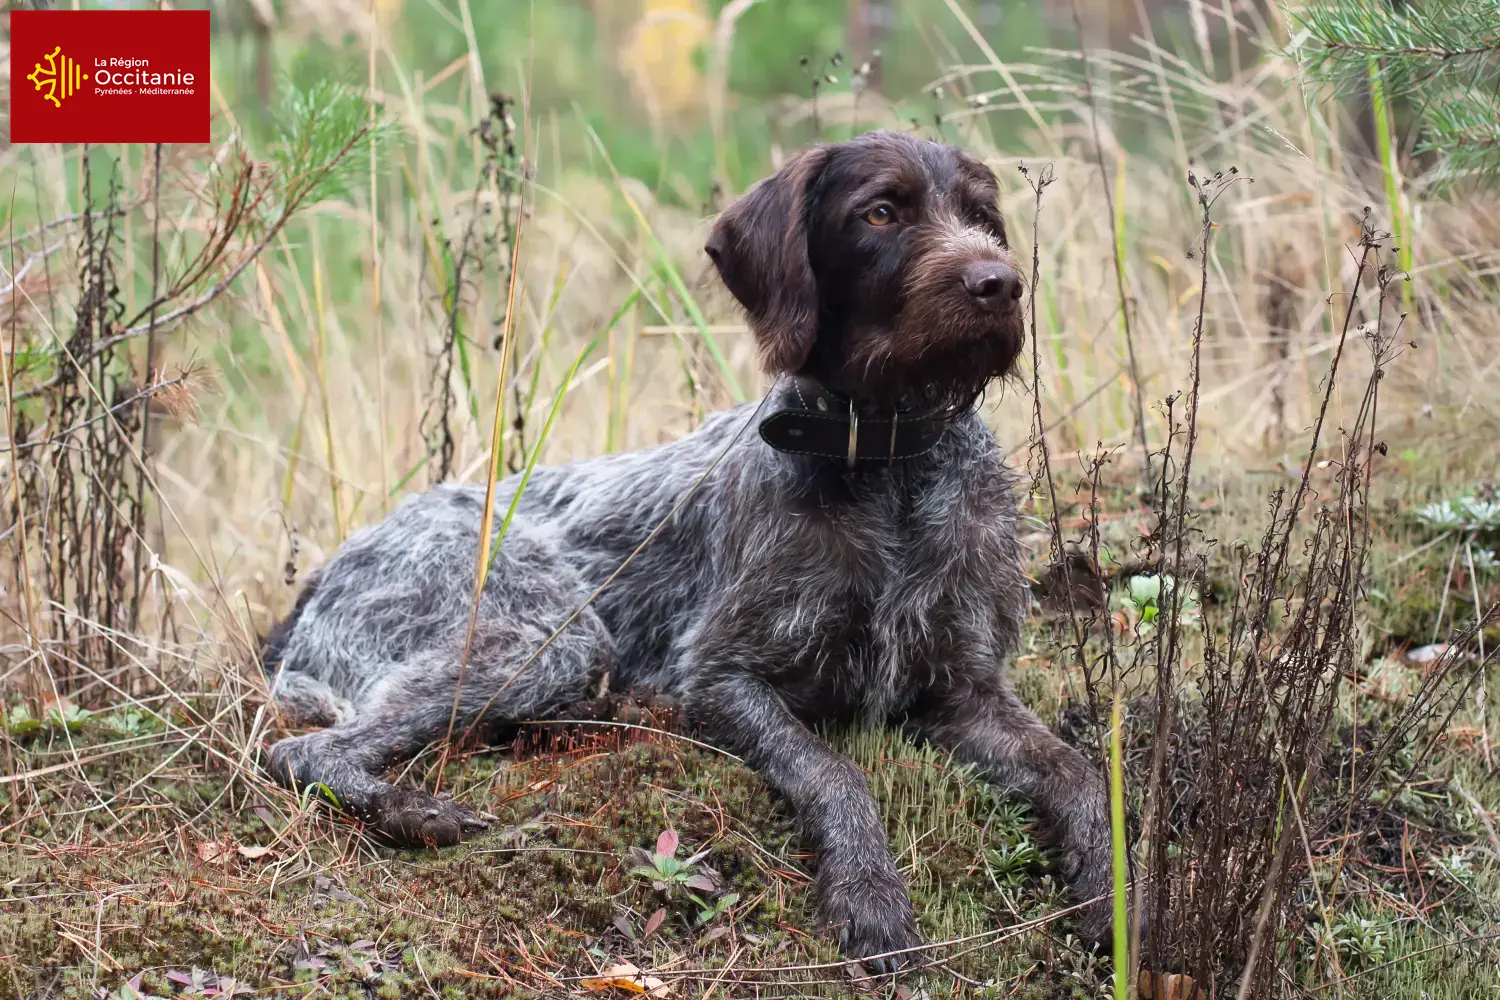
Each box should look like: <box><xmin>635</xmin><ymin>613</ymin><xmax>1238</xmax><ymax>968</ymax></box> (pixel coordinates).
<box><xmin>372</xmin><ymin>788</ymin><xmax>491</xmax><ymax>848</ymax></box>
<box><xmin>820</xmin><ymin>871</ymin><xmax>921</xmax><ymax>976</ymax></box>
<box><xmin>1074</xmin><ymin>894</ymin><xmax>1115</xmax><ymax>946</ymax></box>
<box><xmin>1057</xmin><ymin>833</ymin><xmax>1127</xmax><ymax>945</ymax></box>
<box><xmin>1073</xmin><ymin>893</ymin><xmax>1156</xmax><ymax>949</ymax></box>
<box><xmin>1069</xmin><ymin>871</ymin><xmax>1154</xmax><ymax>949</ymax></box>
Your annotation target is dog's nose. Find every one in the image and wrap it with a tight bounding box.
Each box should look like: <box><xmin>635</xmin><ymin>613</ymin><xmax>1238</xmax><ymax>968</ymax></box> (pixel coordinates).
<box><xmin>962</xmin><ymin>261</ymin><xmax>1023</xmax><ymax>311</ymax></box>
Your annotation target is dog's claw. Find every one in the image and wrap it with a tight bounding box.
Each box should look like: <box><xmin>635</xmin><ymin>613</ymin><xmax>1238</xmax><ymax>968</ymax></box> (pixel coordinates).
<box><xmin>371</xmin><ymin>789</ymin><xmax>489</xmax><ymax>848</ymax></box>
<box><xmin>823</xmin><ymin>870</ymin><xmax>919</xmax><ymax>974</ymax></box>
<box><xmin>859</xmin><ymin>954</ymin><xmax>905</xmax><ymax>977</ymax></box>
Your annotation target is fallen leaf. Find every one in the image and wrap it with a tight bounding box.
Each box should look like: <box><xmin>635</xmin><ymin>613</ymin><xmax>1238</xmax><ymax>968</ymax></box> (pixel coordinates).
<box><xmin>643</xmin><ymin>907</ymin><xmax>666</xmax><ymax>938</ymax></box>
<box><xmin>580</xmin><ymin>962</ymin><xmax>671</xmax><ymax>997</ymax></box>
<box><xmin>312</xmin><ymin>875</ymin><xmax>366</xmax><ymax>909</ymax></box>
<box><xmin>1403</xmin><ymin>642</ymin><xmax>1452</xmax><ymax>667</ymax></box>
<box><xmin>1139</xmin><ymin>971</ymin><xmax>1205</xmax><ymax>1000</ymax></box>
<box><xmin>236</xmin><ymin>844</ymin><xmax>274</xmax><ymax>860</ymax></box>
<box><xmin>656</xmin><ymin>828</ymin><xmax>679</xmax><ymax>858</ymax></box>
<box><xmin>110</xmin><ymin>972</ymin><xmax>156</xmax><ymax>1000</ymax></box>
<box><xmin>683</xmin><ymin>873</ymin><xmax>717</xmax><ymax>892</ymax></box>
<box><xmin>495</xmin><ymin>814</ymin><xmax>546</xmax><ymax>844</ymax></box>
<box><xmin>195</xmin><ymin>840</ymin><xmax>235</xmax><ymax>866</ymax></box>
<box><xmin>341</xmin><ymin>952</ymin><xmax>377</xmax><ymax>980</ymax></box>
<box><xmin>698</xmin><ymin>925</ymin><xmax>729</xmax><ymax>946</ymax></box>
<box><xmin>612</xmin><ymin>915</ymin><xmax>636</xmax><ymax>941</ymax></box>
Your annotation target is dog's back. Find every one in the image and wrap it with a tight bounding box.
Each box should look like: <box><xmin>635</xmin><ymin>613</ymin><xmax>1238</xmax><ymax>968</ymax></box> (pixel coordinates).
<box><xmin>265</xmin><ymin>395</ymin><xmax>1021</xmax><ymax>727</ymax></box>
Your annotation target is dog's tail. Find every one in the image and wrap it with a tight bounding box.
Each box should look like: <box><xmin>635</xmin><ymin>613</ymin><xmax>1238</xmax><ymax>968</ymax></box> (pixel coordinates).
<box><xmin>260</xmin><ymin>570</ymin><xmax>321</xmax><ymax>679</ymax></box>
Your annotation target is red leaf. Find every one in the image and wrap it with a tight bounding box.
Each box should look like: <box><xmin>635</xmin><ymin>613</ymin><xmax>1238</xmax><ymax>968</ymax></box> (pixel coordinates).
<box><xmin>655</xmin><ymin>828</ymin><xmax>679</xmax><ymax>858</ymax></box>
<box><xmin>643</xmin><ymin>907</ymin><xmax>666</xmax><ymax>938</ymax></box>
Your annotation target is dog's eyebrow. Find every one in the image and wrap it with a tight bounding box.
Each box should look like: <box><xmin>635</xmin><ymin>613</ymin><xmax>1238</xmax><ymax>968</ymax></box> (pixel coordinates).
<box><xmin>842</xmin><ymin>168</ymin><xmax>926</xmax><ymax>208</ymax></box>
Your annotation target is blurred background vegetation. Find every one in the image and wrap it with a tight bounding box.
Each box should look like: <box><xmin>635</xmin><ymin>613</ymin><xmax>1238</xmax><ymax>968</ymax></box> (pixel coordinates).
<box><xmin>205</xmin><ymin>0</ymin><xmax>1309</xmax><ymax>197</ymax></box>
<box><xmin>4</xmin><ymin>4</ymin><xmax>1500</xmax><ymax>994</ymax></box>
<box><xmin>3</xmin><ymin>0</ymin><xmax>1496</xmax><ymax>678</ymax></box>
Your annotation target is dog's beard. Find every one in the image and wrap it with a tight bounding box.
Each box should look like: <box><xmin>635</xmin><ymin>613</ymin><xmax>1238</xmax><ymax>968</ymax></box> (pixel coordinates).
<box><xmin>838</xmin><ymin>309</ymin><xmax>1024</xmax><ymax>416</ymax></box>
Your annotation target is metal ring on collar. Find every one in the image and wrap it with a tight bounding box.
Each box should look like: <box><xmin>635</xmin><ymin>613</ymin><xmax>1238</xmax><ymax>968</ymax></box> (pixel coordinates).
<box><xmin>847</xmin><ymin>401</ymin><xmax>859</xmax><ymax>469</ymax></box>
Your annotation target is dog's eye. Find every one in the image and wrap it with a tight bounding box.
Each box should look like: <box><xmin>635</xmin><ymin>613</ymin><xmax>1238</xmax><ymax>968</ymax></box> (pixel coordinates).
<box><xmin>863</xmin><ymin>205</ymin><xmax>894</xmax><ymax>227</ymax></box>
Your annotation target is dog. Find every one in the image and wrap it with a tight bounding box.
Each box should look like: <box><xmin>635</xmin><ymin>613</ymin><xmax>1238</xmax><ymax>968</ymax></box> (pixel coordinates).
<box><xmin>262</xmin><ymin>129</ymin><xmax>1115</xmax><ymax>967</ymax></box>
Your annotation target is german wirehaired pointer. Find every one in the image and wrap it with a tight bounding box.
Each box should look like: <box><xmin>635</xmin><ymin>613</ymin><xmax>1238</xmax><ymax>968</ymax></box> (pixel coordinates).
<box><xmin>263</xmin><ymin>130</ymin><xmax>1115</xmax><ymax>965</ymax></box>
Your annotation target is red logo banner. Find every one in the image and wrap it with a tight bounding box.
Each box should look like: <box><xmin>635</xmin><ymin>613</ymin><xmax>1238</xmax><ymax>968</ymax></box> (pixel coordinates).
<box><xmin>9</xmin><ymin>9</ymin><xmax>211</xmax><ymax>144</ymax></box>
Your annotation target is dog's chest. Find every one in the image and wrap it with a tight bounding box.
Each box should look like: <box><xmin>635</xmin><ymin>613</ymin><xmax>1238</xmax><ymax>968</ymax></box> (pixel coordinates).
<box><xmin>774</xmin><ymin>485</ymin><xmax>1010</xmax><ymax>719</ymax></box>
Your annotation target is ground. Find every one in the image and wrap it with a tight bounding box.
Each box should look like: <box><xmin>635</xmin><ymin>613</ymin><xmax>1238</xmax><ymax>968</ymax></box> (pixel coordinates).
<box><xmin>4</xmin><ymin>467</ymin><xmax>1497</xmax><ymax>1000</ymax></box>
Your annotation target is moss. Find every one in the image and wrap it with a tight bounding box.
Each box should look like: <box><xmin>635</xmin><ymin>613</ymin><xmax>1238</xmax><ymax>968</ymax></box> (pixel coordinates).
<box><xmin>8</xmin><ymin>474</ymin><xmax>1499</xmax><ymax>998</ymax></box>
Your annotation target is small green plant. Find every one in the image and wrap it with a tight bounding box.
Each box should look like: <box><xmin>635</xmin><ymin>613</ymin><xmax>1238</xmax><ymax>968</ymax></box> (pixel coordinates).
<box><xmin>1308</xmin><ymin>915</ymin><xmax>1391</xmax><ymax>969</ymax></box>
<box><xmin>627</xmin><ymin>828</ymin><xmax>717</xmax><ymax>896</ymax></box>
<box><xmin>1435</xmin><ymin>847</ymin><xmax>1476</xmax><ymax>888</ymax></box>
<box><xmin>6</xmin><ymin>704</ymin><xmax>41</xmax><ymax>737</ymax></box>
<box><xmin>1416</xmin><ymin>496</ymin><xmax>1500</xmax><ymax>534</ymax></box>
<box><xmin>689</xmin><ymin>890</ymin><xmax>739</xmax><ymax>926</ymax></box>
<box><xmin>1117</xmin><ymin>573</ymin><xmax>1201</xmax><ymax>632</ymax></box>
<box><xmin>986</xmin><ymin>838</ymin><xmax>1047</xmax><ymax>888</ymax></box>
<box><xmin>46</xmin><ymin>701</ymin><xmax>92</xmax><ymax>733</ymax></box>
<box><xmin>5</xmin><ymin>700</ymin><xmax>92</xmax><ymax>735</ymax></box>
<box><xmin>627</xmin><ymin>829</ymin><xmax>734</xmax><ymax>937</ymax></box>
<box><xmin>102</xmin><ymin>708</ymin><xmax>151</xmax><ymax>735</ymax></box>
<box><xmin>298</xmin><ymin>781</ymin><xmax>342</xmax><ymax>810</ymax></box>
<box><xmin>1415</xmin><ymin>495</ymin><xmax>1500</xmax><ymax>574</ymax></box>
<box><xmin>107</xmin><ymin>978</ymin><xmax>161</xmax><ymax>1000</ymax></box>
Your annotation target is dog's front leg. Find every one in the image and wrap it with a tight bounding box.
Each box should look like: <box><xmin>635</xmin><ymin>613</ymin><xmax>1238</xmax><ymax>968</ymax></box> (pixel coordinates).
<box><xmin>687</xmin><ymin>672</ymin><xmax>917</xmax><ymax>971</ymax></box>
<box><xmin>913</xmin><ymin>674</ymin><xmax>1117</xmax><ymax>942</ymax></box>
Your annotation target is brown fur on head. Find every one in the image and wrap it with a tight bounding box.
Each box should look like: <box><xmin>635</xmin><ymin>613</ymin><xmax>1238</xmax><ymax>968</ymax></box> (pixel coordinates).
<box><xmin>706</xmin><ymin>130</ymin><xmax>1025</xmax><ymax>413</ymax></box>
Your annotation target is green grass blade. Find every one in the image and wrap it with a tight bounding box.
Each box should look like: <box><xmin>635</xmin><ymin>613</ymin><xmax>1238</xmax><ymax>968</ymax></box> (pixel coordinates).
<box><xmin>1110</xmin><ymin>690</ymin><xmax>1129</xmax><ymax>1000</ymax></box>
<box><xmin>579</xmin><ymin>118</ymin><xmax>746</xmax><ymax>402</ymax></box>
<box><xmin>1368</xmin><ymin>58</ymin><xmax>1413</xmax><ymax>312</ymax></box>
<box><xmin>485</xmin><ymin>333</ymin><xmax>600</xmax><ymax>578</ymax></box>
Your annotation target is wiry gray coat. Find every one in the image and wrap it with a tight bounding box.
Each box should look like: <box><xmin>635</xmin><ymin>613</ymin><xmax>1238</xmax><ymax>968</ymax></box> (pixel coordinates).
<box><xmin>264</xmin><ymin>130</ymin><xmax>1116</xmax><ymax>968</ymax></box>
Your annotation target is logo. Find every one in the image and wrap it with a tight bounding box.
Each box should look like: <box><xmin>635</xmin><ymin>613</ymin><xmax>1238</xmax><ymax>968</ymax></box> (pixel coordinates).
<box><xmin>8</xmin><ymin>10</ymin><xmax>211</xmax><ymax>144</ymax></box>
<box><xmin>27</xmin><ymin>46</ymin><xmax>89</xmax><ymax>109</ymax></box>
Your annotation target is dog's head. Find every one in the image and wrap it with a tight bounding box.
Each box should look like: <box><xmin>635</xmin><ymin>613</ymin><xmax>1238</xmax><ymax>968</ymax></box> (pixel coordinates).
<box><xmin>706</xmin><ymin>130</ymin><xmax>1024</xmax><ymax>411</ymax></box>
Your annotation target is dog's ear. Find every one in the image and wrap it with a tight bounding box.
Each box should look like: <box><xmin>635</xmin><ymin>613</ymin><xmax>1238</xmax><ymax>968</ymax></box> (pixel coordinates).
<box><xmin>705</xmin><ymin>146</ymin><xmax>831</xmax><ymax>374</ymax></box>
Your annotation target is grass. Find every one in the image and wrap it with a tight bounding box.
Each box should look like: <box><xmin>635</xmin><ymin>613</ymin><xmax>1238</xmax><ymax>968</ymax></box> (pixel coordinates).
<box><xmin>2</xmin><ymin>492</ymin><xmax>1494</xmax><ymax>998</ymax></box>
<box><xmin>4</xmin><ymin>0</ymin><xmax>1500</xmax><ymax>996</ymax></box>
<box><xmin>0</xmin><ymin>694</ymin><xmax>1050</xmax><ymax>997</ymax></box>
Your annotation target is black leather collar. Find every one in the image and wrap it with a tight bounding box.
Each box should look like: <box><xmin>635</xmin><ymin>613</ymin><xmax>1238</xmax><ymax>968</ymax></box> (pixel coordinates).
<box><xmin>758</xmin><ymin>377</ymin><xmax>953</xmax><ymax>467</ymax></box>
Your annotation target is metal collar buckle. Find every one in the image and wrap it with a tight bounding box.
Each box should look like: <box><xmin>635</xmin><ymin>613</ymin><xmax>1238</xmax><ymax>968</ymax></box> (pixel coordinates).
<box><xmin>846</xmin><ymin>401</ymin><xmax>859</xmax><ymax>469</ymax></box>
